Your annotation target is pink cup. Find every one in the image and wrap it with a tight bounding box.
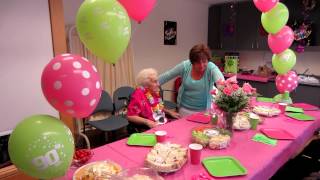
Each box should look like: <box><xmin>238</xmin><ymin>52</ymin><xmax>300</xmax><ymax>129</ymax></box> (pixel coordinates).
<box><xmin>278</xmin><ymin>103</ymin><xmax>287</xmax><ymax>114</ymax></box>
<box><xmin>189</xmin><ymin>143</ymin><xmax>203</xmax><ymax>165</ymax></box>
<box><xmin>155</xmin><ymin>130</ymin><xmax>167</xmax><ymax>143</ymax></box>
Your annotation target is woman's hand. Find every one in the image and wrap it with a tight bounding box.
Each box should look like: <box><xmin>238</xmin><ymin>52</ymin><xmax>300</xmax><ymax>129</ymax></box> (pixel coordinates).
<box><xmin>146</xmin><ymin>120</ymin><xmax>157</xmax><ymax>128</ymax></box>
<box><xmin>167</xmin><ymin>110</ymin><xmax>181</xmax><ymax>119</ymax></box>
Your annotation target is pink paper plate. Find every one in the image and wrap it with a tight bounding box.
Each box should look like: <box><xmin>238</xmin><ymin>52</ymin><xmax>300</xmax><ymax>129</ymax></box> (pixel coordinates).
<box><xmin>292</xmin><ymin>103</ymin><xmax>319</xmax><ymax>111</ymax></box>
<box><xmin>260</xmin><ymin>128</ymin><xmax>295</xmax><ymax>140</ymax></box>
<box><xmin>186</xmin><ymin>113</ymin><xmax>210</xmax><ymax>124</ymax></box>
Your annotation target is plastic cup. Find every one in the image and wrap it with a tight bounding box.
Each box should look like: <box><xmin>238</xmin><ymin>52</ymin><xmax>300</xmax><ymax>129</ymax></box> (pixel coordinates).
<box><xmin>249</xmin><ymin>113</ymin><xmax>259</xmax><ymax>130</ymax></box>
<box><xmin>250</xmin><ymin>118</ymin><xmax>259</xmax><ymax>130</ymax></box>
<box><xmin>189</xmin><ymin>143</ymin><xmax>203</xmax><ymax>165</ymax></box>
<box><xmin>155</xmin><ymin>130</ymin><xmax>167</xmax><ymax>143</ymax></box>
<box><xmin>278</xmin><ymin>103</ymin><xmax>287</xmax><ymax>114</ymax></box>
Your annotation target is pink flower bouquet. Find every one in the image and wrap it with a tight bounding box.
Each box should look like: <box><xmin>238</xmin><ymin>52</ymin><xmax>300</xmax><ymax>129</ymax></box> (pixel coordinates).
<box><xmin>213</xmin><ymin>77</ymin><xmax>255</xmax><ymax>113</ymax></box>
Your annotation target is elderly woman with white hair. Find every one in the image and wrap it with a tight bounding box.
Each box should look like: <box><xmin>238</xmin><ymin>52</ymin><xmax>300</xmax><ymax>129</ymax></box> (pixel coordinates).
<box><xmin>127</xmin><ymin>68</ymin><xmax>180</xmax><ymax>129</ymax></box>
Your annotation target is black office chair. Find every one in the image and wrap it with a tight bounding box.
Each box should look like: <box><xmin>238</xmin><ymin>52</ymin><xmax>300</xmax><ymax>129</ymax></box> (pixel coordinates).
<box><xmin>85</xmin><ymin>90</ymin><xmax>129</xmax><ymax>142</ymax></box>
<box><xmin>112</xmin><ymin>86</ymin><xmax>143</xmax><ymax>134</ymax></box>
<box><xmin>159</xmin><ymin>86</ymin><xmax>178</xmax><ymax>110</ymax></box>
<box><xmin>113</xmin><ymin>86</ymin><xmax>135</xmax><ymax>116</ymax></box>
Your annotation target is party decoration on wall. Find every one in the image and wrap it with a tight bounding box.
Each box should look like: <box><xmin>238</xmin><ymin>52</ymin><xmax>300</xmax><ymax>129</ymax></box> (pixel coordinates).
<box><xmin>76</xmin><ymin>0</ymin><xmax>131</xmax><ymax>64</ymax></box>
<box><xmin>291</xmin><ymin>0</ymin><xmax>316</xmax><ymax>53</ymax></box>
<box><xmin>8</xmin><ymin>115</ymin><xmax>74</xmax><ymax>179</ymax></box>
<box><xmin>275</xmin><ymin>71</ymin><xmax>298</xmax><ymax>93</ymax></box>
<box><xmin>261</xmin><ymin>2</ymin><xmax>289</xmax><ymax>34</ymax></box>
<box><xmin>253</xmin><ymin>0</ymin><xmax>278</xmax><ymax>12</ymax></box>
<box><xmin>164</xmin><ymin>21</ymin><xmax>177</xmax><ymax>45</ymax></box>
<box><xmin>118</xmin><ymin>0</ymin><xmax>156</xmax><ymax>23</ymax></box>
<box><xmin>41</xmin><ymin>54</ymin><xmax>102</xmax><ymax>118</ymax></box>
<box><xmin>293</xmin><ymin>22</ymin><xmax>312</xmax><ymax>53</ymax></box>
<box><xmin>268</xmin><ymin>25</ymin><xmax>294</xmax><ymax>54</ymax></box>
<box><xmin>272</xmin><ymin>49</ymin><xmax>296</xmax><ymax>75</ymax></box>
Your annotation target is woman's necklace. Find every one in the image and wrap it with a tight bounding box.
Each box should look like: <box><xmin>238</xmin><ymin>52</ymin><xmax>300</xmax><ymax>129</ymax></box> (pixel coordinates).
<box><xmin>141</xmin><ymin>87</ymin><xmax>164</xmax><ymax>114</ymax></box>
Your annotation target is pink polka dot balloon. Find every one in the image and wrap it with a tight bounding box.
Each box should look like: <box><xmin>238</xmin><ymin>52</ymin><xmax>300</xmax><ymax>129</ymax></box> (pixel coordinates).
<box><xmin>41</xmin><ymin>54</ymin><xmax>102</xmax><ymax>118</ymax></box>
<box><xmin>275</xmin><ymin>71</ymin><xmax>298</xmax><ymax>93</ymax></box>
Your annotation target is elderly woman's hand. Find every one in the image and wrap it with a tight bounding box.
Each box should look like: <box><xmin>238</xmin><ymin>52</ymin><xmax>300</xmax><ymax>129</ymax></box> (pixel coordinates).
<box><xmin>167</xmin><ymin>110</ymin><xmax>181</xmax><ymax>119</ymax></box>
<box><xmin>146</xmin><ymin>120</ymin><xmax>157</xmax><ymax>128</ymax></box>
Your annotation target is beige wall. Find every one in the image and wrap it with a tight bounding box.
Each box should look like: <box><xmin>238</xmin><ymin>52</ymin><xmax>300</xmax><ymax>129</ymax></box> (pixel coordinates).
<box><xmin>63</xmin><ymin>0</ymin><xmax>210</xmax><ymax>91</ymax></box>
<box><xmin>130</xmin><ymin>0</ymin><xmax>209</xmax><ymax>90</ymax></box>
<box><xmin>0</xmin><ymin>0</ymin><xmax>56</xmax><ymax>132</ymax></box>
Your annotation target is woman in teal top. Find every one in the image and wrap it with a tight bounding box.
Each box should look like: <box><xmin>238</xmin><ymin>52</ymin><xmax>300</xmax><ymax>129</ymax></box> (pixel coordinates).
<box><xmin>159</xmin><ymin>44</ymin><xmax>224</xmax><ymax>117</ymax></box>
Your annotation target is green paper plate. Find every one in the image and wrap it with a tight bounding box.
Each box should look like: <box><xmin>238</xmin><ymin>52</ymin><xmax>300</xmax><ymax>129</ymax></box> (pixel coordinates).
<box><xmin>202</xmin><ymin>156</ymin><xmax>247</xmax><ymax>177</ymax></box>
<box><xmin>127</xmin><ymin>133</ymin><xmax>156</xmax><ymax>146</ymax></box>
<box><xmin>257</xmin><ymin>97</ymin><xmax>274</xmax><ymax>103</ymax></box>
<box><xmin>286</xmin><ymin>113</ymin><xmax>315</xmax><ymax>121</ymax></box>
<box><xmin>285</xmin><ymin>106</ymin><xmax>304</xmax><ymax>113</ymax></box>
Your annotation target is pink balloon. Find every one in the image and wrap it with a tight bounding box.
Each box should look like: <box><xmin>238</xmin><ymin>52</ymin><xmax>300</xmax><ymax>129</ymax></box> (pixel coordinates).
<box><xmin>253</xmin><ymin>0</ymin><xmax>279</xmax><ymax>12</ymax></box>
<box><xmin>268</xmin><ymin>26</ymin><xmax>294</xmax><ymax>54</ymax></box>
<box><xmin>41</xmin><ymin>54</ymin><xmax>102</xmax><ymax>118</ymax></box>
<box><xmin>118</xmin><ymin>0</ymin><xmax>156</xmax><ymax>23</ymax></box>
<box><xmin>275</xmin><ymin>71</ymin><xmax>298</xmax><ymax>93</ymax></box>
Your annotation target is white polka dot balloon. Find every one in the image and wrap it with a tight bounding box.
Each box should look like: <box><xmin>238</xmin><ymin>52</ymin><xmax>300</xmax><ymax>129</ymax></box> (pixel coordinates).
<box><xmin>275</xmin><ymin>70</ymin><xmax>298</xmax><ymax>93</ymax></box>
<box><xmin>41</xmin><ymin>54</ymin><xmax>102</xmax><ymax>118</ymax></box>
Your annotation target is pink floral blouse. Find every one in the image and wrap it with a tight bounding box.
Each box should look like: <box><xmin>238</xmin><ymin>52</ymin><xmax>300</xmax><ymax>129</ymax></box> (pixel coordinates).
<box><xmin>127</xmin><ymin>88</ymin><xmax>155</xmax><ymax>121</ymax></box>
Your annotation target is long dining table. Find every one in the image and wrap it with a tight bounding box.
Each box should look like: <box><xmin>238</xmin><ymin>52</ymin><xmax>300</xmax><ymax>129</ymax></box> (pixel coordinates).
<box><xmin>61</xmin><ymin>102</ymin><xmax>320</xmax><ymax>180</ymax></box>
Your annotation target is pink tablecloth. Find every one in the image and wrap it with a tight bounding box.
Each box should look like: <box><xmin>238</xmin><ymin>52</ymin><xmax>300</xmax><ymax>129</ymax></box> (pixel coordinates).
<box><xmin>62</xmin><ymin>102</ymin><xmax>320</xmax><ymax>180</ymax></box>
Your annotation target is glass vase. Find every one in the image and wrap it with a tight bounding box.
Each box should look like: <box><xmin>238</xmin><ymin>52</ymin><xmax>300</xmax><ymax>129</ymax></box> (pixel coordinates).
<box><xmin>223</xmin><ymin>111</ymin><xmax>234</xmax><ymax>136</ymax></box>
<box><xmin>249</xmin><ymin>96</ymin><xmax>257</xmax><ymax>108</ymax></box>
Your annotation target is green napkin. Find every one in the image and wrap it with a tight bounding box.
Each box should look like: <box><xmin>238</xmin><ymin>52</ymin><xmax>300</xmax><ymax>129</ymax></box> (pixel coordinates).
<box><xmin>286</xmin><ymin>113</ymin><xmax>315</xmax><ymax>121</ymax></box>
<box><xmin>285</xmin><ymin>106</ymin><xmax>304</xmax><ymax>113</ymax></box>
<box><xmin>257</xmin><ymin>97</ymin><xmax>274</xmax><ymax>103</ymax></box>
<box><xmin>252</xmin><ymin>133</ymin><xmax>277</xmax><ymax>146</ymax></box>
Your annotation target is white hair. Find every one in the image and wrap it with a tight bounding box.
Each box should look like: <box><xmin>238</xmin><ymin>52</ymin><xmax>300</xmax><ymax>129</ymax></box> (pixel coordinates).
<box><xmin>136</xmin><ymin>68</ymin><xmax>158</xmax><ymax>87</ymax></box>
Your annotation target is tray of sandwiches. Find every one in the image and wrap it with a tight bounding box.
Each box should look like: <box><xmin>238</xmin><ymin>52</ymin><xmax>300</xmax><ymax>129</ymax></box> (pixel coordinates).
<box><xmin>233</xmin><ymin>112</ymin><xmax>263</xmax><ymax>130</ymax></box>
<box><xmin>253</xmin><ymin>106</ymin><xmax>281</xmax><ymax>117</ymax></box>
<box><xmin>232</xmin><ymin>112</ymin><xmax>251</xmax><ymax>130</ymax></box>
<box><xmin>145</xmin><ymin>143</ymin><xmax>187</xmax><ymax>173</ymax></box>
<box><xmin>73</xmin><ymin>160</ymin><xmax>122</xmax><ymax>180</ymax></box>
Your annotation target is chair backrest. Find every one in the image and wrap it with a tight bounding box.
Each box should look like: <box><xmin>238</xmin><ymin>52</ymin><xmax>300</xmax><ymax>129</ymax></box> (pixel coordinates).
<box><xmin>113</xmin><ymin>86</ymin><xmax>135</xmax><ymax>112</ymax></box>
<box><xmin>92</xmin><ymin>90</ymin><xmax>114</xmax><ymax>115</ymax></box>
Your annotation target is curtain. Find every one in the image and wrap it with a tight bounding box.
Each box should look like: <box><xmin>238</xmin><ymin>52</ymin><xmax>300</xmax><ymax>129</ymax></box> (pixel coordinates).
<box><xmin>66</xmin><ymin>25</ymin><xmax>135</xmax><ymax>96</ymax></box>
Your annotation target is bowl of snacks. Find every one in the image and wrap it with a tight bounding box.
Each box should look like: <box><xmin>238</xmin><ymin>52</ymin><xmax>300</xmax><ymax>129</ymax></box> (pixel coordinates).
<box><xmin>191</xmin><ymin>125</ymin><xmax>231</xmax><ymax>149</ymax></box>
<box><xmin>73</xmin><ymin>160</ymin><xmax>122</xmax><ymax>180</ymax></box>
<box><xmin>73</xmin><ymin>149</ymin><xmax>94</xmax><ymax>167</ymax></box>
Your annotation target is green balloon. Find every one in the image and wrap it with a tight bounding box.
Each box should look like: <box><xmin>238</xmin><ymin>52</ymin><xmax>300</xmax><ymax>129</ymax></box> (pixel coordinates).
<box><xmin>9</xmin><ymin>115</ymin><xmax>74</xmax><ymax>179</ymax></box>
<box><xmin>272</xmin><ymin>49</ymin><xmax>296</xmax><ymax>75</ymax></box>
<box><xmin>261</xmin><ymin>3</ymin><xmax>289</xmax><ymax>34</ymax></box>
<box><xmin>76</xmin><ymin>0</ymin><xmax>131</xmax><ymax>64</ymax></box>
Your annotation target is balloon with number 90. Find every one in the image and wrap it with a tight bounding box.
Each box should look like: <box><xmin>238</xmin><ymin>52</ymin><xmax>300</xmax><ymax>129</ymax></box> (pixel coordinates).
<box><xmin>8</xmin><ymin>115</ymin><xmax>74</xmax><ymax>179</ymax></box>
